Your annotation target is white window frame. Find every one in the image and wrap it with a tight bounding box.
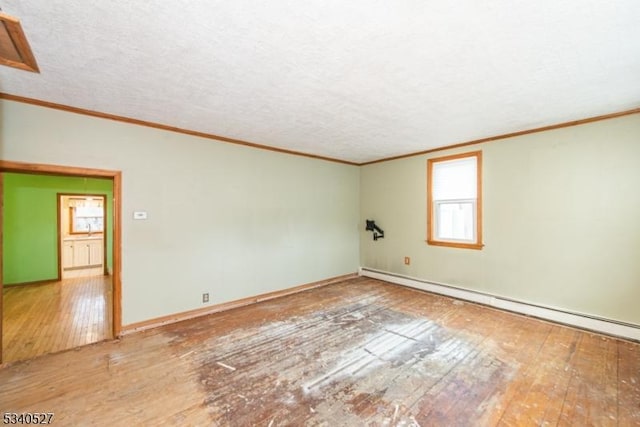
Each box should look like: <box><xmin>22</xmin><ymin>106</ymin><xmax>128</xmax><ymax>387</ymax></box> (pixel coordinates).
<box><xmin>433</xmin><ymin>199</ymin><xmax>477</xmax><ymax>243</ymax></box>
<box><xmin>427</xmin><ymin>151</ymin><xmax>483</xmax><ymax>249</ymax></box>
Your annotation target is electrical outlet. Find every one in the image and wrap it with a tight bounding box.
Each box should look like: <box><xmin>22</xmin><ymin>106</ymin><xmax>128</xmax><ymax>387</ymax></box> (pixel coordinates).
<box><xmin>202</xmin><ymin>293</ymin><xmax>209</xmax><ymax>303</ymax></box>
<box><xmin>404</xmin><ymin>256</ymin><xmax>411</xmax><ymax>265</ymax></box>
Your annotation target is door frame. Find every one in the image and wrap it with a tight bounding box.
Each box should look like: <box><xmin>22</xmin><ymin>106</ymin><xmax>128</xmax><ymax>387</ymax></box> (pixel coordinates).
<box><xmin>58</xmin><ymin>193</ymin><xmax>109</xmax><ymax>279</ymax></box>
<box><xmin>0</xmin><ymin>160</ymin><xmax>122</xmax><ymax>364</ymax></box>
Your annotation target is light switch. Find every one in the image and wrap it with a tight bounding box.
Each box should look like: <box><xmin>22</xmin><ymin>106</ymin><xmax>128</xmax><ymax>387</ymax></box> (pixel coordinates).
<box><xmin>133</xmin><ymin>211</ymin><xmax>148</xmax><ymax>220</ymax></box>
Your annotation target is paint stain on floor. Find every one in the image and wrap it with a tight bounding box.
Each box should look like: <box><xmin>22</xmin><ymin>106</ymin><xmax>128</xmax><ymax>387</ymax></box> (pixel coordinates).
<box><xmin>170</xmin><ymin>297</ymin><xmax>514</xmax><ymax>425</ymax></box>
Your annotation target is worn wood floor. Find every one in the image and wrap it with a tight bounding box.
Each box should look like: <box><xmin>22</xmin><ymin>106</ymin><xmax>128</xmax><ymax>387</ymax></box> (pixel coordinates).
<box><xmin>1</xmin><ymin>277</ymin><xmax>639</xmax><ymax>426</ymax></box>
<box><xmin>2</xmin><ymin>276</ymin><xmax>112</xmax><ymax>363</ymax></box>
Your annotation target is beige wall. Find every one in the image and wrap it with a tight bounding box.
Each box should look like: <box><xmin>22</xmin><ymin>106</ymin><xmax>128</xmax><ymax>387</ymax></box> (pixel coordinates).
<box><xmin>4</xmin><ymin>97</ymin><xmax>638</xmax><ymax>328</ymax></box>
<box><xmin>0</xmin><ymin>100</ymin><xmax>360</xmax><ymax>325</ymax></box>
<box><xmin>361</xmin><ymin>114</ymin><xmax>640</xmax><ymax>325</ymax></box>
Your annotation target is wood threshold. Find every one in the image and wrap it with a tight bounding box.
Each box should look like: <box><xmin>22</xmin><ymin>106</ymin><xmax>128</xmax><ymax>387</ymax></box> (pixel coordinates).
<box><xmin>0</xmin><ymin>93</ymin><xmax>358</xmax><ymax>166</ymax></box>
<box><xmin>121</xmin><ymin>272</ymin><xmax>359</xmax><ymax>335</ymax></box>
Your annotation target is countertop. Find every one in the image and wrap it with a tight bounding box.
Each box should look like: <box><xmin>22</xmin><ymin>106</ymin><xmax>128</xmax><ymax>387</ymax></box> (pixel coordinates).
<box><xmin>63</xmin><ymin>236</ymin><xmax>103</xmax><ymax>241</ymax></box>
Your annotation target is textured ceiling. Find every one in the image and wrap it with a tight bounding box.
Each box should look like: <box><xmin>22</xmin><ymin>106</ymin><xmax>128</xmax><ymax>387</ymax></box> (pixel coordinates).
<box><xmin>1</xmin><ymin>1</ymin><xmax>639</xmax><ymax>164</ymax></box>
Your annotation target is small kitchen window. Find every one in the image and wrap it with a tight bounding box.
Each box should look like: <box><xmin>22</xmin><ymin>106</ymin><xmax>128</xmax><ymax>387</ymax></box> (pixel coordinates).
<box><xmin>70</xmin><ymin>198</ymin><xmax>104</xmax><ymax>234</ymax></box>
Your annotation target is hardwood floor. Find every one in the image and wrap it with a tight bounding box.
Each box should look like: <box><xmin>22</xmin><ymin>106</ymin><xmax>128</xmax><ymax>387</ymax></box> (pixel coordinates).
<box><xmin>1</xmin><ymin>277</ymin><xmax>638</xmax><ymax>426</ymax></box>
<box><xmin>2</xmin><ymin>275</ymin><xmax>112</xmax><ymax>363</ymax></box>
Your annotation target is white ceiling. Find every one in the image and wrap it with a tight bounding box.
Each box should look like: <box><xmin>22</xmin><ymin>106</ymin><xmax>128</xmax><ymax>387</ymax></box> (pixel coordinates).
<box><xmin>1</xmin><ymin>1</ymin><xmax>639</xmax><ymax>164</ymax></box>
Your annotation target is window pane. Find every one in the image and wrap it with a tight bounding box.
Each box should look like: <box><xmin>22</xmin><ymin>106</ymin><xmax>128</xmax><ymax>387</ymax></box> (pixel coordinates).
<box><xmin>76</xmin><ymin>206</ymin><xmax>103</xmax><ymax>217</ymax></box>
<box><xmin>436</xmin><ymin>202</ymin><xmax>474</xmax><ymax>241</ymax></box>
<box><xmin>433</xmin><ymin>157</ymin><xmax>477</xmax><ymax>200</ymax></box>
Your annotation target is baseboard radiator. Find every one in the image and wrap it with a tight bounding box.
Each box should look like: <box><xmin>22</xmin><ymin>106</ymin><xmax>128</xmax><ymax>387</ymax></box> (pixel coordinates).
<box><xmin>360</xmin><ymin>267</ymin><xmax>640</xmax><ymax>342</ymax></box>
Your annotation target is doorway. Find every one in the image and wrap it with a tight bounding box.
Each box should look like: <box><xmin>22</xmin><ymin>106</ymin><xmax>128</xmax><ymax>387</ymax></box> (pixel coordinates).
<box><xmin>59</xmin><ymin>194</ymin><xmax>107</xmax><ymax>280</ymax></box>
<box><xmin>0</xmin><ymin>160</ymin><xmax>122</xmax><ymax>364</ymax></box>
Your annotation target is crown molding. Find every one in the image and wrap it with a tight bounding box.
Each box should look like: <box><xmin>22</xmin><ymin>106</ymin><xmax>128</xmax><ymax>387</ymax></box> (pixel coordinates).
<box><xmin>0</xmin><ymin>93</ymin><xmax>358</xmax><ymax>166</ymax></box>
<box><xmin>2</xmin><ymin>92</ymin><xmax>638</xmax><ymax>166</ymax></box>
<box><xmin>361</xmin><ymin>107</ymin><xmax>640</xmax><ymax>165</ymax></box>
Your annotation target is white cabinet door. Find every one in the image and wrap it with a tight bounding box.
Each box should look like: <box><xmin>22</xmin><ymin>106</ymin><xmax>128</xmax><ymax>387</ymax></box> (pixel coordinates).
<box><xmin>88</xmin><ymin>240</ymin><xmax>103</xmax><ymax>266</ymax></box>
<box><xmin>73</xmin><ymin>242</ymin><xmax>90</xmax><ymax>267</ymax></box>
<box><xmin>62</xmin><ymin>241</ymin><xmax>75</xmax><ymax>269</ymax></box>
<box><xmin>63</xmin><ymin>238</ymin><xmax>103</xmax><ymax>269</ymax></box>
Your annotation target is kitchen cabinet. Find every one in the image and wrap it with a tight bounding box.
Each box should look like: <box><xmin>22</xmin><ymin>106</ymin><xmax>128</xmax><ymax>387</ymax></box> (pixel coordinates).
<box><xmin>88</xmin><ymin>239</ymin><xmax>103</xmax><ymax>266</ymax></box>
<box><xmin>62</xmin><ymin>241</ymin><xmax>74</xmax><ymax>269</ymax></box>
<box><xmin>63</xmin><ymin>238</ymin><xmax>103</xmax><ymax>269</ymax></box>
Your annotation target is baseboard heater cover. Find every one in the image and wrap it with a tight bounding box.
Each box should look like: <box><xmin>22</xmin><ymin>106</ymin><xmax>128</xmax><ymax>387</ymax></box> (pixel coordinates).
<box><xmin>359</xmin><ymin>267</ymin><xmax>640</xmax><ymax>342</ymax></box>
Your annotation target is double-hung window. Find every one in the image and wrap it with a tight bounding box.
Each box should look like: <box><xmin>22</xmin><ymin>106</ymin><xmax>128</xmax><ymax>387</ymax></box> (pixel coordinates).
<box><xmin>427</xmin><ymin>151</ymin><xmax>483</xmax><ymax>249</ymax></box>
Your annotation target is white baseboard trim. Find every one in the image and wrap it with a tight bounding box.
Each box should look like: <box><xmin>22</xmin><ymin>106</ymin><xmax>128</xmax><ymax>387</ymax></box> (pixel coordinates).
<box><xmin>360</xmin><ymin>267</ymin><xmax>640</xmax><ymax>342</ymax></box>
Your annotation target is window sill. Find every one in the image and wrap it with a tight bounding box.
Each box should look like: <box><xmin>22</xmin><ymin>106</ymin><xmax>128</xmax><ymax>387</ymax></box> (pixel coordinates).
<box><xmin>426</xmin><ymin>240</ymin><xmax>484</xmax><ymax>250</ymax></box>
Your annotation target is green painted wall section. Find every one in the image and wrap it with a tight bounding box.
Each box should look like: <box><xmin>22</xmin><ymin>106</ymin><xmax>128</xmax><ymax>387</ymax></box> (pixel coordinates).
<box><xmin>2</xmin><ymin>173</ymin><xmax>113</xmax><ymax>285</ymax></box>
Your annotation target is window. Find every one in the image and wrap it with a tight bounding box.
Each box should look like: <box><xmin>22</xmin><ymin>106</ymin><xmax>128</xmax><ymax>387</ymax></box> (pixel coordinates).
<box><xmin>69</xmin><ymin>197</ymin><xmax>105</xmax><ymax>234</ymax></box>
<box><xmin>427</xmin><ymin>151</ymin><xmax>483</xmax><ymax>249</ymax></box>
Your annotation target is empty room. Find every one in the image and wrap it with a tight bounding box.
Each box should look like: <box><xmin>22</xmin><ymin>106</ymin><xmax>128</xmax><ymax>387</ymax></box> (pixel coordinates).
<box><xmin>1</xmin><ymin>1</ymin><xmax>639</xmax><ymax>426</ymax></box>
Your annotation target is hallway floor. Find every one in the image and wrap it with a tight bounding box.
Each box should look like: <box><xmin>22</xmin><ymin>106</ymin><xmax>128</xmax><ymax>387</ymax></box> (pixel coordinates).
<box><xmin>2</xmin><ymin>275</ymin><xmax>112</xmax><ymax>363</ymax></box>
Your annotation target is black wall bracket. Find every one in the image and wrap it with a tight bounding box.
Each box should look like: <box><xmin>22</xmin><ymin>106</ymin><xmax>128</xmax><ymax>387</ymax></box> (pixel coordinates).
<box><xmin>365</xmin><ymin>220</ymin><xmax>384</xmax><ymax>241</ymax></box>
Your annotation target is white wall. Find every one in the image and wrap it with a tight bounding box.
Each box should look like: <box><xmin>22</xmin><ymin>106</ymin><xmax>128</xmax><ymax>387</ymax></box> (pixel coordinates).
<box><xmin>0</xmin><ymin>100</ymin><xmax>360</xmax><ymax>325</ymax></box>
<box><xmin>361</xmin><ymin>114</ymin><xmax>640</xmax><ymax>325</ymax></box>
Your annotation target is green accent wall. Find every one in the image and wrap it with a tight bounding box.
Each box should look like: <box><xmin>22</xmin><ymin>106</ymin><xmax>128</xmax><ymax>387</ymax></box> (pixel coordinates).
<box><xmin>2</xmin><ymin>173</ymin><xmax>113</xmax><ymax>285</ymax></box>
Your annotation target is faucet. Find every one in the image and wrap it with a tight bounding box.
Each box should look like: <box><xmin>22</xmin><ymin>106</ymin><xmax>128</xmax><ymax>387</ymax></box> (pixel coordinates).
<box><xmin>87</xmin><ymin>223</ymin><xmax>92</xmax><ymax>237</ymax></box>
